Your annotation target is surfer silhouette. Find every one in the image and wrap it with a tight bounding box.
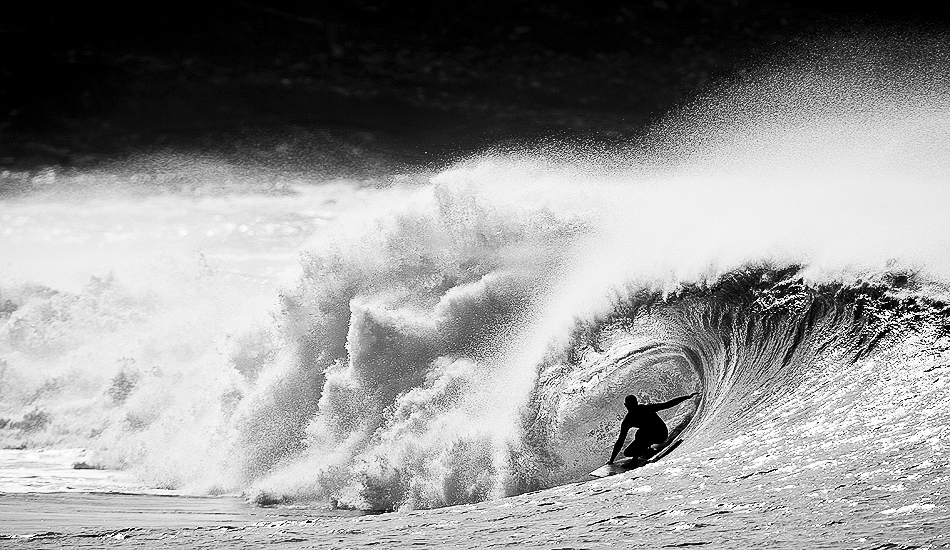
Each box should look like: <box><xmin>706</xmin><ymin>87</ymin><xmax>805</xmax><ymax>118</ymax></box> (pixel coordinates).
<box><xmin>608</xmin><ymin>393</ymin><xmax>698</xmax><ymax>464</ymax></box>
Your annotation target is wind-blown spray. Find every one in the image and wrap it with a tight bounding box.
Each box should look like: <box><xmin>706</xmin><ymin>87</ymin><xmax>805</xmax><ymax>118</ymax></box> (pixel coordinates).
<box><xmin>1</xmin><ymin>36</ymin><xmax>949</xmax><ymax>515</ymax></box>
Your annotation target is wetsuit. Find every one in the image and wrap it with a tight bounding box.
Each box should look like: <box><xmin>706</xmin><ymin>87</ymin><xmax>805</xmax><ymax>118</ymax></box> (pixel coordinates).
<box><xmin>608</xmin><ymin>393</ymin><xmax>696</xmax><ymax>463</ymax></box>
<box><xmin>616</xmin><ymin>405</ymin><xmax>670</xmax><ymax>459</ymax></box>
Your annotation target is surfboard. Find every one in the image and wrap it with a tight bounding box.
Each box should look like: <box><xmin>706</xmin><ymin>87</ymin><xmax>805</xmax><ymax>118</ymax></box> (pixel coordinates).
<box><xmin>588</xmin><ymin>439</ymin><xmax>683</xmax><ymax>478</ymax></box>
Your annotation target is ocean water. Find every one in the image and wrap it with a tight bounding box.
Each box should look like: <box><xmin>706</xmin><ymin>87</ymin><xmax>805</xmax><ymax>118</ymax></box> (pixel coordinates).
<box><xmin>2</xmin><ymin>39</ymin><xmax>950</xmax><ymax>546</ymax></box>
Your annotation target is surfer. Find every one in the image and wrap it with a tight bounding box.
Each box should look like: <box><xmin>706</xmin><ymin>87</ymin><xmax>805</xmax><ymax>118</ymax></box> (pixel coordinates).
<box><xmin>608</xmin><ymin>393</ymin><xmax>699</xmax><ymax>464</ymax></box>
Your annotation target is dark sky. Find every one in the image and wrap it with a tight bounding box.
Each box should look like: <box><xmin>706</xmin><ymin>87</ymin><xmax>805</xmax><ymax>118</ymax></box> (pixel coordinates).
<box><xmin>3</xmin><ymin>1</ymin><xmax>949</xmax><ymax>171</ymax></box>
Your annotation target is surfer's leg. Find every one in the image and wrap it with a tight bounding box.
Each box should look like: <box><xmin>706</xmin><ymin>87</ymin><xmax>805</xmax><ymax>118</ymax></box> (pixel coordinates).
<box><xmin>622</xmin><ymin>442</ymin><xmax>645</xmax><ymax>458</ymax></box>
<box><xmin>624</xmin><ymin>430</ymin><xmax>665</xmax><ymax>458</ymax></box>
<box><xmin>623</xmin><ymin>438</ymin><xmax>652</xmax><ymax>458</ymax></box>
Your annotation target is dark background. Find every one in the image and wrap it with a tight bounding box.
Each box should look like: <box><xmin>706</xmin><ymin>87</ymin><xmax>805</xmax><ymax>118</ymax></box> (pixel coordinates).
<box><xmin>3</xmin><ymin>1</ymin><xmax>949</xmax><ymax>175</ymax></box>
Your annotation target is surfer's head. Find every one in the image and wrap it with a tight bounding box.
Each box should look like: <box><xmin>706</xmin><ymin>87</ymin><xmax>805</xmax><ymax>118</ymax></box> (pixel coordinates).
<box><xmin>624</xmin><ymin>395</ymin><xmax>638</xmax><ymax>409</ymax></box>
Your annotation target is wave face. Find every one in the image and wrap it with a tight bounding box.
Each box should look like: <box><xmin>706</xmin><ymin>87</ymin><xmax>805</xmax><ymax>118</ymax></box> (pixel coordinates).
<box><xmin>2</xmin><ymin>36</ymin><xmax>950</xmax><ymax>513</ymax></box>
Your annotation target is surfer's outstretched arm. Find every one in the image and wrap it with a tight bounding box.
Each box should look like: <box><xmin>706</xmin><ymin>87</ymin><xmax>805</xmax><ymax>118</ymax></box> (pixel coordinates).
<box><xmin>650</xmin><ymin>392</ymin><xmax>698</xmax><ymax>411</ymax></box>
<box><xmin>609</xmin><ymin>421</ymin><xmax>631</xmax><ymax>463</ymax></box>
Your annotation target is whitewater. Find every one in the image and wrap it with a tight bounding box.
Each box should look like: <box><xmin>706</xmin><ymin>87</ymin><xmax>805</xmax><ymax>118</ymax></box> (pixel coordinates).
<box><xmin>2</xmin><ymin>40</ymin><xmax>950</xmax><ymax>547</ymax></box>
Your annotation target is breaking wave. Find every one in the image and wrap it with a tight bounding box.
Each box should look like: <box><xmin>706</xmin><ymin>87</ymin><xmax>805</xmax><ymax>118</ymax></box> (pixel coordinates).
<box><xmin>2</xmin><ymin>35</ymin><xmax>950</xmax><ymax>511</ymax></box>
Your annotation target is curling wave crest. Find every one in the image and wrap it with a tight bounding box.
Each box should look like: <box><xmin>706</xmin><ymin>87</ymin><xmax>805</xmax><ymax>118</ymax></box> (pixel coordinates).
<box><xmin>2</xmin><ymin>37</ymin><xmax>950</xmax><ymax>512</ymax></box>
